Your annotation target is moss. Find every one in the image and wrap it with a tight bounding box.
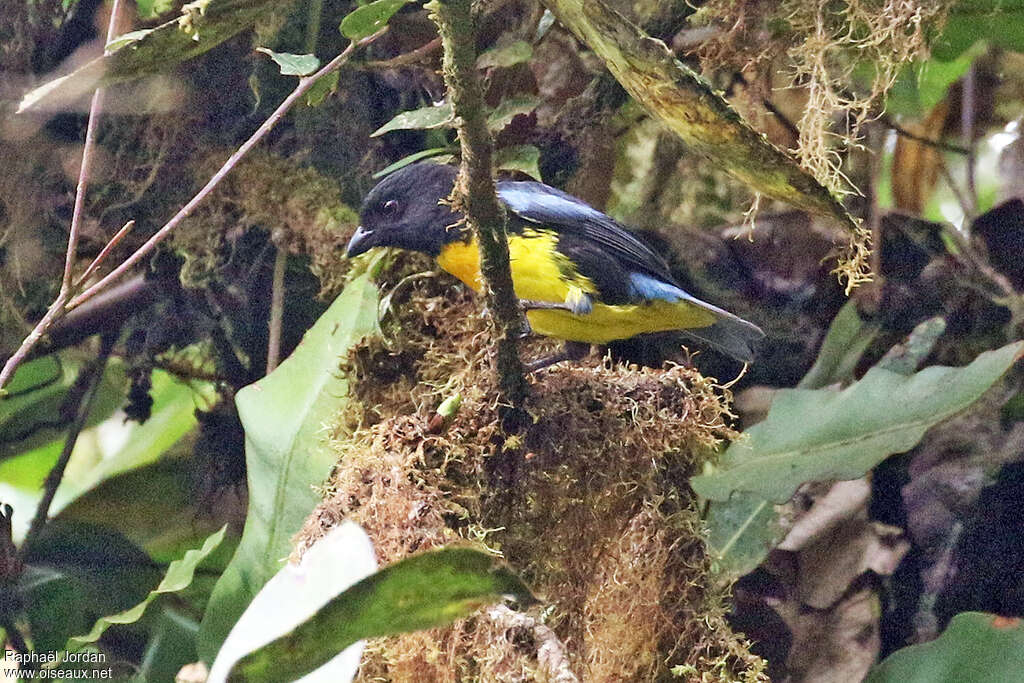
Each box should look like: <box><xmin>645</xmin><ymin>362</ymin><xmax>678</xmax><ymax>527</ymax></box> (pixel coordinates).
<box><xmin>293</xmin><ymin>255</ymin><xmax>768</xmax><ymax>681</ymax></box>
<box><xmin>171</xmin><ymin>151</ymin><xmax>358</xmax><ymax>296</ymax></box>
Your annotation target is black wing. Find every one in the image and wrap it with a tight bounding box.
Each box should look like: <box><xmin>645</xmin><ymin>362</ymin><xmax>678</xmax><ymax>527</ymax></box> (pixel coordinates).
<box><xmin>497</xmin><ymin>181</ymin><xmax>679</xmax><ymax>286</ymax></box>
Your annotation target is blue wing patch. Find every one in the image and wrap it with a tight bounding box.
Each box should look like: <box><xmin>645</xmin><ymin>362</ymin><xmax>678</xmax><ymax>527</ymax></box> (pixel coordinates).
<box><xmin>627</xmin><ymin>272</ymin><xmax>686</xmax><ymax>303</ymax></box>
<box><xmin>498</xmin><ymin>184</ymin><xmax>608</xmax><ymax>224</ymax></box>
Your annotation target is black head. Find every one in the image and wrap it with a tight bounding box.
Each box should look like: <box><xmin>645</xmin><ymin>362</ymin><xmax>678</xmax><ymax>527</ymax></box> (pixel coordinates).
<box><xmin>346</xmin><ymin>162</ymin><xmax>465</xmax><ymax>258</ymax></box>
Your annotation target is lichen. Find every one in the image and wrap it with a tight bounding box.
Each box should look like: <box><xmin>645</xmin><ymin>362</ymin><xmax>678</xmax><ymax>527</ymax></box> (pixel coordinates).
<box><xmin>692</xmin><ymin>0</ymin><xmax>952</xmax><ymax>198</ymax></box>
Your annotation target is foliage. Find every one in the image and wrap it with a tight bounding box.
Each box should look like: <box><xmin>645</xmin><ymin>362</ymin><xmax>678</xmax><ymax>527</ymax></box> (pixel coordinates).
<box><xmin>208</xmin><ymin>521</ymin><xmax>378</xmax><ymax>683</ymax></box>
<box><xmin>866</xmin><ymin>612</ymin><xmax>1024</xmax><ymax>682</ymax></box>
<box><xmin>692</xmin><ymin>341</ymin><xmax>1023</xmax><ymax>504</ymax></box>
<box><xmin>69</xmin><ymin>526</ymin><xmax>226</xmax><ymax>648</ymax></box>
<box><xmin>197</xmin><ymin>265</ymin><xmax>381</xmax><ymax>659</ymax></box>
<box><xmin>227</xmin><ymin>547</ymin><xmax>534</xmax><ymax>682</ymax></box>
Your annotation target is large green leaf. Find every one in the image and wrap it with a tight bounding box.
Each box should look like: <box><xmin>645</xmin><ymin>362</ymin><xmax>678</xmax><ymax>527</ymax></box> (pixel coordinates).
<box><xmin>69</xmin><ymin>525</ymin><xmax>226</xmax><ymax>648</ymax></box>
<box><xmin>18</xmin><ymin>0</ymin><xmax>292</xmax><ymax>113</ymax></box>
<box><xmin>197</xmin><ymin>269</ymin><xmax>381</xmax><ymax>661</ymax></box>
<box><xmin>208</xmin><ymin>521</ymin><xmax>377</xmax><ymax>683</ymax></box>
<box><xmin>226</xmin><ymin>548</ymin><xmax>535</xmax><ymax>682</ymax></box>
<box><xmin>703</xmin><ymin>490</ymin><xmax>785</xmax><ymax>579</ymax></box>
<box><xmin>0</xmin><ymin>370</ymin><xmax>199</xmax><ymax>541</ymax></box>
<box><xmin>866</xmin><ymin>612</ymin><xmax>1024</xmax><ymax>683</ymax></box>
<box><xmin>691</xmin><ymin>341</ymin><xmax>1024</xmax><ymax>503</ymax></box>
<box><xmin>0</xmin><ymin>355</ymin><xmax>126</xmax><ymax>459</ymax></box>
<box><xmin>56</xmin><ymin>458</ymin><xmax>240</xmax><ymax>565</ymax></box>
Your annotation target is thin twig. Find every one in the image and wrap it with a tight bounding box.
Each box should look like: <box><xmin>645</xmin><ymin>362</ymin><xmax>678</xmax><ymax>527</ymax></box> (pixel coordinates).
<box><xmin>962</xmin><ymin>63</ymin><xmax>978</xmax><ymax>216</ymax></box>
<box><xmin>0</xmin><ymin>0</ymin><xmax>125</xmax><ymax>392</ymax></box>
<box><xmin>362</xmin><ymin>37</ymin><xmax>442</xmax><ymax>69</ymax></box>
<box><xmin>266</xmin><ymin>243</ymin><xmax>287</xmax><ymax>374</ymax></box>
<box><xmin>62</xmin><ymin>0</ymin><xmax>125</xmax><ymax>292</ymax></box>
<box><xmin>68</xmin><ymin>31</ymin><xmax>384</xmax><ymax>312</ymax></box>
<box><xmin>938</xmin><ymin>159</ymin><xmax>973</xmax><ymax>220</ymax></box>
<box><xmin>74</xmin><ymin>220</ymin><xmax>135</xmax><ymax>287</ymax></box>
<box><xmin>21</xmin><ymin>334</ymin><xmax>115</xmax><ymax>558</ymax></box>
<box><xmin>881</xmin><ymin>114</ymin><xmax>970</xmax><ymax>155</ymax></box>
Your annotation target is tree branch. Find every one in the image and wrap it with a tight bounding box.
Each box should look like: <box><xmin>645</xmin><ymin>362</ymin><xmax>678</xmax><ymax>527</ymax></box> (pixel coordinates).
<box><xmin>21</xmin><ymin>334</ymin><xmax>116</xmax><ymax>558</ymax></box>
<box><xmin>428</xmin><ymin>0</ymin><xmax>529</xmax><ymax>420</ymax></box>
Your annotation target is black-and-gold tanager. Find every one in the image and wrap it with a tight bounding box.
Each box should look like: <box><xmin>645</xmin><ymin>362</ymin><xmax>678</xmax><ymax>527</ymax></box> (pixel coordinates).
<box><xmin>346</xmin><ymin>162</ymin><xmax>764</xmax><ymax>364</ymax></box>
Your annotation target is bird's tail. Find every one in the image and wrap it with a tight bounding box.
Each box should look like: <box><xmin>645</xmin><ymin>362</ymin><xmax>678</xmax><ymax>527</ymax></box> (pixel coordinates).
<box><xmin>679</xmin><ymin>308</ymin><xmax>765</xmax><ymax>363</ymax></box>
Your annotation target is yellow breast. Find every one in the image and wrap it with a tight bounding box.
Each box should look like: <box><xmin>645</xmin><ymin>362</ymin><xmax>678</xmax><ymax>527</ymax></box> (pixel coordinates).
<box><xmin>435</xmin><ymin>232</ymin><xmax>716</xmax><ymax>344</ymax></box>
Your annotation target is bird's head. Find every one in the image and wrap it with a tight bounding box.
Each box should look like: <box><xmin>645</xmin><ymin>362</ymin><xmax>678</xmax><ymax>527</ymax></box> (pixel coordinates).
<box><xmin>346</xmin><ymin>162</ymin><xmax>465</xmax><ymax>258</ymax></box>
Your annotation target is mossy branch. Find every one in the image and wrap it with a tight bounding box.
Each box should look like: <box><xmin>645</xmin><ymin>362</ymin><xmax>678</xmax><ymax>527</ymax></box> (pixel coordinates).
<box><xmin>427</xmin><ymin>0</ymin><xmax>529</xmax><ymax>419</ymax></box>
<box><xmin>539</xmin><ymin>0</ymin><xmax>871</xmax><ymax>290</ymax></box>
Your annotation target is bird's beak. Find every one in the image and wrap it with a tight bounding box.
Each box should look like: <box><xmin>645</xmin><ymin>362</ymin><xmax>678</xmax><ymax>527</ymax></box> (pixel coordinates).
<box><xmin>345</xmin><ymin>225</ymin><xmax>376</xmax><ymax>257</ymax></box>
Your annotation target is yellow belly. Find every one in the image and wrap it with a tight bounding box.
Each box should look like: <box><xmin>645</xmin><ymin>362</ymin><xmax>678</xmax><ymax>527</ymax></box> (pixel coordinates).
<box><xmin>436</xmin><ymin>233</ymin><xmax>716</xmax><ymax>344</ymax></box>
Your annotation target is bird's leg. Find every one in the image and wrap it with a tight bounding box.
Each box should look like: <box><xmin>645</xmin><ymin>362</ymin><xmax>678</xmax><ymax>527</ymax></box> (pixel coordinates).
<box><xmin>524</xmin><ymin>341</ymin><xmax>591</xmax><ymax>373</ymax></box>
<box><xmin>515</xmin><ymin>299</ymin><xmax>573</xmax><ymax>339</ymax></box>
<box><xmin>518</xmin><ymin>299</ymin><xmax>576</xmax><ymax>312</ymax></box>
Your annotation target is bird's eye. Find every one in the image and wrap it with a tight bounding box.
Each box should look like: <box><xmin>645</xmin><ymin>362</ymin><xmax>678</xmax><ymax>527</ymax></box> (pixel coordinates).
<box><xmin>381</xmin><ymin>199</ymin><xmax>400</xmax><ymax>217</ymax></box>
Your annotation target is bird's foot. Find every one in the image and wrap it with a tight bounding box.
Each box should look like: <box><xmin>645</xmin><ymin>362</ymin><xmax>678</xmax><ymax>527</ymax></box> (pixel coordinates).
<box><xmin>524</xmin><ymin>341</ymin><xmax>590</xmax><ymax>373</ymax></box>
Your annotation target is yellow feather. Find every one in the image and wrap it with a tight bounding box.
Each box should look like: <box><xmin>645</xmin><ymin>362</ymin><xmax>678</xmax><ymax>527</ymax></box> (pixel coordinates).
<box><xmin>436</xmin><ymin>232</ymin><xmax>716</xmax><ymax>344</ymax></box>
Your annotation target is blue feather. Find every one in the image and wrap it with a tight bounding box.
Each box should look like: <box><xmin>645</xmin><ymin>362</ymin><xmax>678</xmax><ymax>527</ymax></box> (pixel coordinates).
<box><xmin>627</xmin><ymin>272</ymin><xmax>686</xmax><ymax>303</ymax></box>
<box><xmin>498</xmin><ymin>184</ymin><xmax>608</xmax><ymax>224</ymax></box>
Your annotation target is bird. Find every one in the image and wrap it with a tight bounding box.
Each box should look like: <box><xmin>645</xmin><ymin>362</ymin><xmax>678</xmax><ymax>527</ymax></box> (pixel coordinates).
<box><xmin>346</xmin><ymin>161</ymin><xmax>764</xmax><ymax>369</ymax></box>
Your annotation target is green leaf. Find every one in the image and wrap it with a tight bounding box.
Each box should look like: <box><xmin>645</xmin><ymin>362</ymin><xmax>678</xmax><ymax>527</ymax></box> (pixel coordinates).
<box><xmin>208</xmin><ymin>522</ymin><xmax>377</xmax><ymax>683</ymax></box>
<box><xmin>373</xmin><ymin>148</ymin><xmax>455</xmax><ymax>178</ymax></box>
<box><xmin>797</xmin><ymin>301</ymin><xmax>879</xmax><ymax>390</ymax></box>
<box><xmin>137</xmin><ymin>605</ymin><xmax>202</xmax><ymax>683</ymax></box>
<box><xmin>69</xmin><ymin>526</ymin><xmax>226</xmax><ymax>648</ymax></box>
<box><xmin>495</xmin><ymin>144</ymin><xmax>542</xmax><ymax>181</ymax></box>
<box><xmin>57</xmin><ymin>458</ymin><xmax>240</xmax><ymax>565</ymax></box>
<box><xmin>875</xmin><ymin>317</ymin><xmax>946</xmax><ymax>375</ymax></box>
<box><xmin>885</xmin><ymin>45</ymin><xmax>982</xmax><ymax>117</ymax></box>
<box><xmin>0</xmin><ymin>354</ymin><xmax>126</xmax><ymax>459</ymax></box>
<box><xmin>305</xmin><ymin>71</ymin><xmax>340</xmax><ymax>106</ymax></box>
<box><xmin>485</xmin><ymin>96</ymin><xmax>540</xmax><ymax>132</ymax></box>
<box><xmin>20</xmin><ymin>522</ymin><xmax>160</xmax><ymax>651</ymax></box>
<box><xmin>340</xmin><ymin>0</ymin><xmax>411</xmax><ymax>41</ymax></box>
<box><xmin>0</xmin><ymin>369</ymin><xmax>200</xmax><ymax>541</ymax></box>
<box><xmin>197</xmin><ymin>270</ymin><xmax>381</xmax><ymax>661</ymax></box>
<box><xmin>691</xmin><ymin>341</ymin><xmax>1024</xmax><ymax>503</ymax></box>
<box><xmin>371</xmin><ymin>101</ymin><xmax>454</xmax><ymax>137</ymax></box>
<box><xmin>932</xmin><ymin>1</ymin><xmax>1024</xmax><ymax>61</ymax></box>
<box><xmin>704</xmin><ymin>490</ymin><xmax>785</xmax><ymax>579</ymax></box>
<box><xmin>866</xmin><ymin>612</ymin><xmax>1024</xmax><ymax>683</ymax></box>
<box><xmin>18</xmin><ymin>0</ymin><xmax>289</xmax><ymax>113</ymax></box>
<box><xmin>255</xmin><ymin>48</ymin><xmax>320</xmax><ymax>76</ymax></box>
<box><xmin>476</xmin><ymin>40</ymin><xmax>532</xmax><ymax>69</ymax></box>
<box><xmin>227</xmin><ymin>548</ymin><xmax>534</xmax><ymax>682</ymax></box>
